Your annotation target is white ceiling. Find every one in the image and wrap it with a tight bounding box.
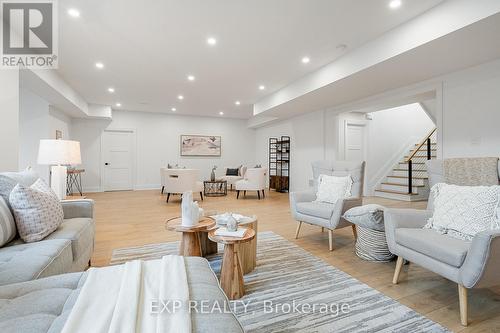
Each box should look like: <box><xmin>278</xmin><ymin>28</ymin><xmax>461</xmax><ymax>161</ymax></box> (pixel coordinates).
<box><xmin>56</xmin><ymin>0</ymin><xmax>444</xmax><ymax>119</ymax></box>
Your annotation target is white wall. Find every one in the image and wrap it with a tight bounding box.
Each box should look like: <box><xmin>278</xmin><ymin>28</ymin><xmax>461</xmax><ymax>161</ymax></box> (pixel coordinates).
<box><xmin>442</xmin><ymin>59</ymin><xmax>500</xmax><ymax>158</ymax></box>
<box><xmin>255</xmin><ymin>110</ymin><xmax>327</xmax><ymax>192</ymax></box>
<box><xmin>0</xmin><ymin>70</ymin><xmax>20</xmax><ymax>172</ymax></box>
<box><xmin>49</xmin><ymin>106</ymin><xmax>72</xmax><ymax>140</ymax></box>
<box><xmin>18</xmin><ymin>89</ymin><xmax>73</xmax><ymax>182</ymax></box>
<box><xmin>364</xmin><ymin>104</ymin><xmax>434</xmax><ymax>192</ymax></box>
<box><xmin>255</xmin><ymin>104</ymin><xmax>433</xmax><ymax>193</ymax></box>
<box><xmin>72</xmin><ymin>111</ymin><xmax>256</xmax><ymax>192</ymax></box>
<box><xmin>19</xmin><ymin>88</ymin><xmax>50</xmax><ymax>181</ymax></box>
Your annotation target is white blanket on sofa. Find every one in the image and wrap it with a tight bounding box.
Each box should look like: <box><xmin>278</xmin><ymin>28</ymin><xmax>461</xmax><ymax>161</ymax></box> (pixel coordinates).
<box><xmin>61</xmin><ymin>255</ymin><xmax>191</xmax><ymax>333</ymax></box>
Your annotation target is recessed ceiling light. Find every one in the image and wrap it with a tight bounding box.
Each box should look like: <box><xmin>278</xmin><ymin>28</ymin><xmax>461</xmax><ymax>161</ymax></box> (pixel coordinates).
<box><xmin>95</xmin><ymin>62</ymin><xmax>104</xmax><ymax>69</ymax></box>
<box><xmin>207</xmin><ymin>37</ymin><xmax>217</xmax><ymax>46</ymax></box>
<box><xmin>235</xmin><ymin>101</ymin><xmax>241</xmax><ymax>105</ymax></box>
<box><xmin>115</xmin><ymin>103</ymin><xmax>121</xmax><ymax>107</ymax></box>
<box><xmin>219</xmin><ymin>111</ymin><xmax>224</xmax><ymax>116</ymax></box>
<box><xmin>301</xmin><ymin>56</ymin><xmax>310</xmax><ymax>64</ymax></box>
<box><xmin>389</xmin><ymin>0</ymin><xmax>402</xmax><ymax>9</ymax></box>
<box><xmin>177</xmin><ymin>95</ymin><xmax>184</xmax><ymax>100</ymax></box>
<box><xmin>171</xmin><ymin>107</ymin><xmax>176</xmax><ymax>112</ymax></box>
<box><xmin>107</xmin><ymin>87</ymin><xmax>115</xmax><ymax>93</ymax></box>
<box><xmin>187</xmin><ymin>75</ymin><xmax>195</xmax><ymax>81</ymax></box>
<box><xmin>67</xmin><ymin>8</ymin><xmax>80</xmax><ymax>17</ymax></box>
<box><xmin>259</xmin><ymin>85</ymin><xmax>265</xmax><ymax>90</ymax></box>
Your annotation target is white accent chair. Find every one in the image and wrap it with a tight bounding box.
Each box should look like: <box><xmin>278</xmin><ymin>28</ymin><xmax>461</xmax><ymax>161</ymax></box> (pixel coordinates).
<box><xmin>235</xmin><ymin>168</ymin><xmax>267</xmax><ymax>200</ymax></box>
<box><xmin>160</xmin><ymin>168</ymin><xmax>204</xmax><ymax>203</ymax></box>
<box><xmin>220</xmin><ymin>166</ymin><xmax>247</xmax><ymax>191</ymax></box>
<box><xmin>290</xmin><ymin>161</ymin><xmax>365</xmax><ymax>251</ymax></box>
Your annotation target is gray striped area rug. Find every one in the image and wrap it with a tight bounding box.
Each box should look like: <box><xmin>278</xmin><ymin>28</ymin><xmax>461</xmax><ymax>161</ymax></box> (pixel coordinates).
<box><xmin>111</xmin><ymin>232</ymin><xmax>449</xmax><ymax>333</ymax></box>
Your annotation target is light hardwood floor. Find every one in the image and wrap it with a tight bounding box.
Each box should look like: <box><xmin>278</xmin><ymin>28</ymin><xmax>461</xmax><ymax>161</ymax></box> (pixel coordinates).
<box><xmin>87</xmin><ymin>189</ymin><xmax>500</xmax><ymax>332</ymax></box>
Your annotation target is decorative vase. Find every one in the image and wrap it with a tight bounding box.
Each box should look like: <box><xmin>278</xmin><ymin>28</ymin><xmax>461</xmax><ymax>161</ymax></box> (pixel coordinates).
<box><xmin>210</xmin><ymin>169</ymin><xmax>216</xmax><ymax>181</ymax></box>
<box><xmin>226</xmin><ymin>213</ymin><xmax>238</xmax><ymax>232</ymax></box>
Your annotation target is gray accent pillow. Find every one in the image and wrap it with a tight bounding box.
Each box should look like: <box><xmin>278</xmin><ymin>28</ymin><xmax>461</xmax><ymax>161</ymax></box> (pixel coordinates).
<box><xmin>9</xmin><ymin>179</ymin><xmax>64</xmax><ymax>243</ymax></box>
<box><xmin>343</xmin><ymin>204</ymin><xmax>385</xmax><ymax>231</ymax></box>
<box><xmin>0</xmin><ymin>169</ymin><xmax>40</xmax><ymax>212</ymax></box>
<box><xmin>0</xmin><ymin>197</ymin><xmax>16</xmax><ymax>246</ymax></box>
<box><xmin>0</xmin><ymin>176</ymin><xmax>17</xmax><ymax>211</ymax></box>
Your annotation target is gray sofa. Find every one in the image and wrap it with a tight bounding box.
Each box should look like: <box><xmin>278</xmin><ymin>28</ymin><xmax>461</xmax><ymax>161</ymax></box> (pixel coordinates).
<box><xmin>385</xmin><ymin>158</ymin><xmax>500</xmax><ymax>326</ymax></box>
<box><xmin>0</xmin><ymin>257</ymin><xmax>244</xmax><ymax>332</ymax></box>
<box><xmin>0</xmin><ymin>171</ymin><xmax>95</xmax><ymax>286</ymax></box>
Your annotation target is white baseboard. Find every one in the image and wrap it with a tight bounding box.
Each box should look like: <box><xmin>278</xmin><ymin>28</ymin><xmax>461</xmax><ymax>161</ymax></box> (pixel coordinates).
<box><xmin>134</xmin><ymin>184</ymin><xmax>162</xmax><ymax>191</ymax></box>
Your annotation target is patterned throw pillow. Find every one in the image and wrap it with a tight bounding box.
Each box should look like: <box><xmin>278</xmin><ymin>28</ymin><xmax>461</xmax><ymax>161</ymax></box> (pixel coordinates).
<box><xmin>9</xmin><ymin>179</ymin><xmax>64</xmax><ymax>243</ymax></box>
<box><xmin>0</xmin><ymin>197</ymin><xmax>16</xmax><ymax>246</ymax></box>
<box><xmin>425</xmin><ymin>183</ymin><xmax>500</xmax><ymax>240</ymax></box>
<box><xmin>315</xmin><ymin>174</ymin><xmax>353</xmax><ymax>204</ymax></box>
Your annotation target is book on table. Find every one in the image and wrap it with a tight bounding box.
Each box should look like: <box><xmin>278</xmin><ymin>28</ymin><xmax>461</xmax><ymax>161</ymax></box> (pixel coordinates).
<box><xmin>215</xmin><ymin>227</ymin><xmax>247</xmax><ymax>238</ymax></box>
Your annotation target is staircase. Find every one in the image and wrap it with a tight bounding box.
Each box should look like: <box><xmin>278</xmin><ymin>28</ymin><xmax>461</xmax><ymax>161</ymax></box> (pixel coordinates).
<box><xmin>374</xmin><ymin>128</ymin><xmax>437</xmax><ymax>201</ymax></box>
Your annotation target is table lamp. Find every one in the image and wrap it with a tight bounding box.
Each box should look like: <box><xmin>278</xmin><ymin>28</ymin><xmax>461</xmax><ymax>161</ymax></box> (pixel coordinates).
<box><xmin>37</xmin><ymin>140</ymin><xmax>82</xmax><ymax>199</ymax></box>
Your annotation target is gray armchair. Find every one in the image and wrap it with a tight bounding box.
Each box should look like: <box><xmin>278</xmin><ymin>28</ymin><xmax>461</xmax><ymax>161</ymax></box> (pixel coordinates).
<box><xmin>290</xmin><ymin>161</ymin><xmax>365</xmax><ymax>251</ymax></box>
<box><xmin>385</xmin><ymin>158</ymin><xmax>500</xmax><ymax>326</ymax></box>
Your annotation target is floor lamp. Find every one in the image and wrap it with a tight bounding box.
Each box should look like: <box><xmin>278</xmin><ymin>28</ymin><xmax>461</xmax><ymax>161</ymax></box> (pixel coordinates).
<box><xmin>37</xmin><ymin>140</ymin><xmax>82</xmax><ymax>200</ymax></box>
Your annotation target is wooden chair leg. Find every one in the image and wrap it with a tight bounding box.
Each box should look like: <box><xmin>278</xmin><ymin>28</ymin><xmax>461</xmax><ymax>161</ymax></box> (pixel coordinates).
<box><xmin>262</xmin><ymin>190</ymin><xmax>265</xmax><ymax>198</ymax></box>
<box><xmin>328</xmin><ymin>230</ymin><xmax>334</xmax><ymax>251</ymax></box>
<box><xmin>236</xmin><ymin>190</ymin><xmax>240</xmax><ymax>199</ymax></box>
<box><xmin>257</xmin><ymin>190</ymin><xmax>261</xmax><ymax>200</ymax></box>
<box><xmin>321</xmin><ymin>227</ymin><xmax>324</xmax><ymax>233</ymax></box>
<box><xmin>458</xmin><ymin>284</ymin><xmax>468</xmax><ymax>326</ymax></box>
<box><xmin>392</xmin><ymin>256</ymin><xmax>404</xmax><ymax>284</ymax></box>
<box><xmin>161</xmin><ymin>186</ymin><xmax>164</xmax><ymax>194</ymax></box>
<box><xmin>200</xmin><ymin>192</ymin><xmax>203</xmax><ymax>201</ymax></box>
<box><xmin>244</xmin><ymin>190</ymin><xmax>246</xmax><ymax>197</ymax></box>
<box><xmin>166</xmin><ymin>193</ymin><xmax>171</xmax><ymax>203</ymax></box>
<box><xmin>352</xmin><ymin>224</ymin><xmax>358</xmax><ymax>240</ymax></box>
<box><xmin>295</xmin><ymin>222</ymin><xmax>302</xmax><ymax>239</ymax></box>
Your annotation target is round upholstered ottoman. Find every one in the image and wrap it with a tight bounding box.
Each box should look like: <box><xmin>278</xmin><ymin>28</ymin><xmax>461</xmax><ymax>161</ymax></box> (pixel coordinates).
<box><xmin>343</xmin><ymin>204</ymin><xmax>395</xmax><ymax>262</ymax></box>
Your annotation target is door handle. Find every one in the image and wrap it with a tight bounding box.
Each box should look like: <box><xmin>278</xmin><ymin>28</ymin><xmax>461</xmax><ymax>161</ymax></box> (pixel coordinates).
<box><xmin>105</xmin><ymin>163</ymin><xmax>110</xmax><ymax>165</ymax></box>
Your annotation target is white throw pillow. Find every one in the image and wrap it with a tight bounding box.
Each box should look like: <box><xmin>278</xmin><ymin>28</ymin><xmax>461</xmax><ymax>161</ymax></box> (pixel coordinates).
<box><xmin>9</xmin><ymin>179</ymin><xmax>64</xmax><ymax>243</ymax></box>
<box><xmin>425</xmin><ymin>183</ymin><xmax>500</xmax><ymax>240</ymax></box>
<box><xmin>315</xmin><ymin>174</ymin><xmax>353</xmax><ymax>204</ymax></box>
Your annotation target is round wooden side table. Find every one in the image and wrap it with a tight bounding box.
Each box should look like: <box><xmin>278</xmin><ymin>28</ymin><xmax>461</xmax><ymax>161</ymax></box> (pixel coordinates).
<box><xmin>208</xmin><ymin>228</ymin><xmax>255</xmax><ymax>300</ymax></box>
<box><xmin>166</xmin><ymin>217</ymin><xmax>216</xmax><ymax>257</ymax></box>
<box><xmin>206</xmin><ymin>213</ymin><xmax>258</xmax><ymax>274</ymax></box>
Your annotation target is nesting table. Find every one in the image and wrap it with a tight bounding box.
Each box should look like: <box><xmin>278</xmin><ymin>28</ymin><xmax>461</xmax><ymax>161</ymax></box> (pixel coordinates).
<box><xmin>165</xmin><ymin>217</ymin><xmax>217</xmax><ymax>257</ymax></box>
<box><xmin>208</xmin><ymin>228</ymin><xmax>255</xmax><ymax>300</ymax></box>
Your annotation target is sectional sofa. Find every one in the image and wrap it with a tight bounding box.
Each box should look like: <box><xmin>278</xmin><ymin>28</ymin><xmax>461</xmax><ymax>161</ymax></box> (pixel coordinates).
<box><xmin>0</xmin><ymin>170</ymin><xmax>95</xmax><ymax>286</ymax></box>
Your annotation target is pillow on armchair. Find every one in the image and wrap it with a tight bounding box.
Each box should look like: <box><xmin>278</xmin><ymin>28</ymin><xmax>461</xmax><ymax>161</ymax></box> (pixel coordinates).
<box><xmin>315</xmin><ymin>174</ymin><xmax>353</xmax><ymax>205</ymax></box>
<box><xmin>424</xmin><ymin>183</ymin><xmax>500</xmax><ymax>240</ymax></box>
<box><xmin>226</xmin><ymin>168</ymin><xmax>239</xmax><ymax>176</ymax></box>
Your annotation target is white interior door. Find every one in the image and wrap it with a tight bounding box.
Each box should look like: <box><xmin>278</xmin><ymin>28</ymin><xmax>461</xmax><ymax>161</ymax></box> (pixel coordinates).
<box><xmin>345</xmin><ymin>122</ymin><xmax>366</xmax><ymax>161</ymax></box>
<box><xmin>102</xmin><ymin>130</ymin><xmax>134</xmax><ymax>191</ymax></box>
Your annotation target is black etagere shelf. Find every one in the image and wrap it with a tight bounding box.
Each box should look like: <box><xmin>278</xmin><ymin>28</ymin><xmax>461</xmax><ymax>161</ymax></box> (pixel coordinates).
<box><xmin>269</xmin><ymin>136</ymin><xmax>290</xmax><ymax>192</ymax></box>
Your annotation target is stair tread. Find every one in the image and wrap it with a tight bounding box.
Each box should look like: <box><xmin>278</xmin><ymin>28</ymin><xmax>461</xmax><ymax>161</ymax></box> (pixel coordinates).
<box><xmin>388</xmin><ymin>175</ymin><xmax>428</xmax><ymax>179</ymax></box>
<box><xmin>375</xmin><ymin>189</ymin><xmax>418</xmax><ymax>195</ymax></box>
<box><xmin>400</xmin><ymin>162</ymin><xmax>426</xmax><ymax>165</ymax></box>
<box><xmin>381</xmin><ymin>182</ymin><xmax>425</xmax><ymax>187</ymax></box>
<box><xmin>404</xmin><ymin>155</ymin><xmax>437</xmax><ymax>158</ymax></box>
<box><xmin>393</xmin><ymin>168</ymin><xmax>428</xmax><ymax>172</ymax></box>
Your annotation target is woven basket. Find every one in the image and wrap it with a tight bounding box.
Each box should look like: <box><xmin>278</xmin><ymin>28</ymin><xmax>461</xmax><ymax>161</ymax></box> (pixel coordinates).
<box><xmin>355</xmin><ymin>226</ymin><xmax>395</xmax><ymax>262</ymax></box>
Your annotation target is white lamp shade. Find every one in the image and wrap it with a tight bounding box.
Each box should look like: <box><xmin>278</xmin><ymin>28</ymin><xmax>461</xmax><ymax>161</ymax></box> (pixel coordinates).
<box><xmin>37</xmin><ymin>140</ymin><xmax>82</xmax><ymax>165</ymax></box>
